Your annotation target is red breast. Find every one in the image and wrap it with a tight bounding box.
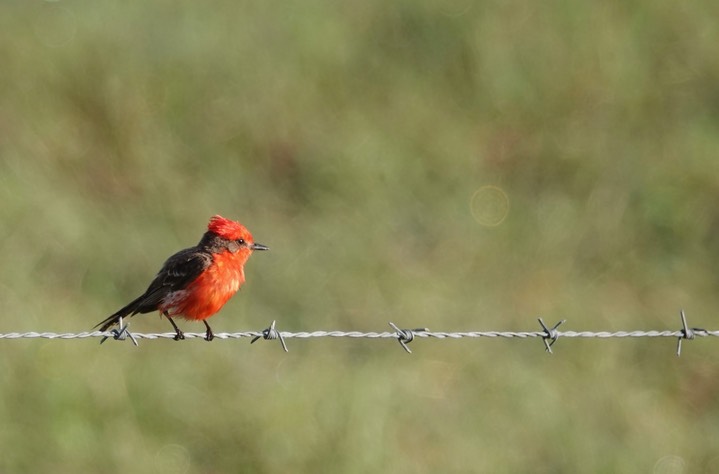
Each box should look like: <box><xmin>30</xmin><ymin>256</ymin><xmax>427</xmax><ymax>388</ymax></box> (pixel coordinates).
<box><xmin>161</xmin><ymin>250</ymin><xmax>249</xmax><ymax>321</ymax></box>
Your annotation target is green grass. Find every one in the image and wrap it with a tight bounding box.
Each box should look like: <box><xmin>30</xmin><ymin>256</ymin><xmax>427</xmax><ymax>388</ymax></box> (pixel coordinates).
<box><xmin>2</xmin><ymin>1</ymin><xmax>719</xmax><ymax>472</ymax></box>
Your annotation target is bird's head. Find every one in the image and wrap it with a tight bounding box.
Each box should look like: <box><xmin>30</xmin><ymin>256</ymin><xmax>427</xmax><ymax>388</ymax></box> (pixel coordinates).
<box><xmin>207</xmin><ymin>215</ymin><xmax>269</xmax><ymax>252</ymax></box>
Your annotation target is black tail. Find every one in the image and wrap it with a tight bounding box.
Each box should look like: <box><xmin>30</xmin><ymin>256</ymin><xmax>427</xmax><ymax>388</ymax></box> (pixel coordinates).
<box><xmin>95</xmin><ymin>295</ymin><xmax>148</xmax><ymax>332</ymax></box>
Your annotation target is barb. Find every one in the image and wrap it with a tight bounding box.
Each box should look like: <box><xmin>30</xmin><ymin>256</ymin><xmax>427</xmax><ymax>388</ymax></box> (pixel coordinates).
<box><xmin>250</xmin><ymin>320</ymin><xmax>288</xmax><ymax>352</ymax></box>
<box><xmin>388</xmin><ymin>322</ymin><xmax>429</xmax><ymax>353</ymax></box>
<box><xmin>2</xmin><ymin>313</ymin><xmax>719</xmax><ymax>356</ymax></box>
<box><xmin>676</xmin><ymin>309</ymin><xmax>704</xmax><ymax>357</ymax></box>
<box><xmin>100</xmin><ymin>316</ymin><xmax>138</xmax><ymax>346</ymax></box>
<box><xmin>537</xmin><ymin>318</ymin><xmax>566</xmax><ymax>354</ymax></box>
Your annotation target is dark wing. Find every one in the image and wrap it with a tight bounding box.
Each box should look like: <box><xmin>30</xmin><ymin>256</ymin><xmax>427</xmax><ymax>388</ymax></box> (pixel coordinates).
<box><xmin>95</xmin><ymin>248</ymin><xmax>213</xmax><ymax>330</ymax></box>
<box><xmin>134</xmin><ymin>248</ymin><xmax>214</xmax><ymax>312</ymax></box>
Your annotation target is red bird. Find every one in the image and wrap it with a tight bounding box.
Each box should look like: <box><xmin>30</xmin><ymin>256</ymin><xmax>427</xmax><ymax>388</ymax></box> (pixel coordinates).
<box><xmin>96</xmin><ymin>215</ymin><xmax>268</xmax><ymax>341</ymax></box>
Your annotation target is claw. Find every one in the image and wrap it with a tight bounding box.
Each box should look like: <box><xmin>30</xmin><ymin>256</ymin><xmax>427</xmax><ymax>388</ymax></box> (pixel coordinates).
<box><xmin>203</xmin><ymin>320</ymin><xmax>214</xmax><ymax>342</ymax></box>
<box><xmin>164</xmin><ymin>311</ymin><xmax>186</xmax><ymax>341</ymax></box>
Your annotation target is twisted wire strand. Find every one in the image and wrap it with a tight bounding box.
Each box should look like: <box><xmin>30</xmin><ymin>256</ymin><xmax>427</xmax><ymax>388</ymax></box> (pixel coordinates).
<box><xmin>1</xmin><ymin>329</ymin><xmax>718</xmax><ymax>340</ymax></box>
<box><xmin>0</xmin><ymin>311</ymin><xmax>714</xmax><ymax>356</ymax></box>
<box><xmin>0</xmin><ymin>310</ymin><xmax>719</xmax><ymax>357</ymax></box>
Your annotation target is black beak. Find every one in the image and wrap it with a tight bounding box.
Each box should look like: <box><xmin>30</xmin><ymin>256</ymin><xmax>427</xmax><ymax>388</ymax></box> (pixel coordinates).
<box><xmin>251</xmin><ymin>242</ymin><xmax>269</xmax><ymax>251</ymax></box>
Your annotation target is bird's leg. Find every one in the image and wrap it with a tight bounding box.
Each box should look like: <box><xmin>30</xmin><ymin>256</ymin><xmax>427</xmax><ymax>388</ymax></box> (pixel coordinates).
<box><xmin>164</xmin><ymin>311</ymin><xmax>185</xmax><ymax>341</ymax></box>
<box><xmin>203</xmin><ymin>320</ymin><xmax>214</xmax><ymax>342</ymax></box>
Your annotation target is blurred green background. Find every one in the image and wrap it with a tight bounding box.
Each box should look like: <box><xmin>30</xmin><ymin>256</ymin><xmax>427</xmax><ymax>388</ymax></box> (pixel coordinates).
<box><xmin>2</xmin><ymin>1</ymin><xmax>719</xmax><ymax>472</ymax></box>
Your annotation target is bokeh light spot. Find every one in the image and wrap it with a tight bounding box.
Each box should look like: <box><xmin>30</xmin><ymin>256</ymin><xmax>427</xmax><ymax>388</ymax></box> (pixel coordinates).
<box><xmin>653</xmin><ymin>455</ymin><xmax>686</xmax><ymax>474</ymax></box>
<box><xmin>470</xmin><ymin>186</ymin><xmax>510</xmax><ymax>226</ymax></box>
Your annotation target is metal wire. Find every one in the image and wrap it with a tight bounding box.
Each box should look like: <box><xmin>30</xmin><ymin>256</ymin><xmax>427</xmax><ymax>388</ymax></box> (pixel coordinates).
<box><xmin>0</xmin><ymin>311</ymin><xmax>716</xmax><ymax>356</ymax></box>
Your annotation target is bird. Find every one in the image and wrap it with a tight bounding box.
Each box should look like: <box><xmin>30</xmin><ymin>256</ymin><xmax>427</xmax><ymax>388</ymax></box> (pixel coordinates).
<box><xmin>95</xmin><ymin>215</ymin><xmax>268</xmax><ymax>341</ymax></box>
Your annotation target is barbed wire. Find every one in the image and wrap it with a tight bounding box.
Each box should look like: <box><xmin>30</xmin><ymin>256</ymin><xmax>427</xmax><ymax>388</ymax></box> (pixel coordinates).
<box><xmin>0</xmin><ymin>311</ymin><xmax>716</xmax><ymax>356</ymax></box>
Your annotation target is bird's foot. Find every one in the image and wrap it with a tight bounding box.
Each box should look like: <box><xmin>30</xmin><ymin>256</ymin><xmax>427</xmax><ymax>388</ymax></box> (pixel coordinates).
<box><xmin>165</xmin><ymin>312</ymin><xmax>185</xmax><ymax>341</ymax></box>
<box><xmin>203</xmin><ymin>320</ymin><xmax>214</xmax><ymax>342</ymax></box>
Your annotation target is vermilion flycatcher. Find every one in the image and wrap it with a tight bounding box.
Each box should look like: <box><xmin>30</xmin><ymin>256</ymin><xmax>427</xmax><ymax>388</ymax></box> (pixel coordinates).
<box><xmin>96</xmin><ymin>215</ymin><xmax>268</xmax><ymax>341</ymax></box>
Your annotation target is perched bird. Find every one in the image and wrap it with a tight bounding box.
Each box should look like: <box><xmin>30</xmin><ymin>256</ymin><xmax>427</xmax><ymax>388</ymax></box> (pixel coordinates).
<box><xmin>96</xmin><ymin>215</ymin><xmax>268</xmax><ymax>341</ymax></box>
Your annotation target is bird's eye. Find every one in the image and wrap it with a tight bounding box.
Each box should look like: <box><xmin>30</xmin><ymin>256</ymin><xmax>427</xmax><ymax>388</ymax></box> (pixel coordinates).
<box><xmin>237</xmin><ymin>238</ymin><xmax>246</xmax><ymax>245</ymax></box>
